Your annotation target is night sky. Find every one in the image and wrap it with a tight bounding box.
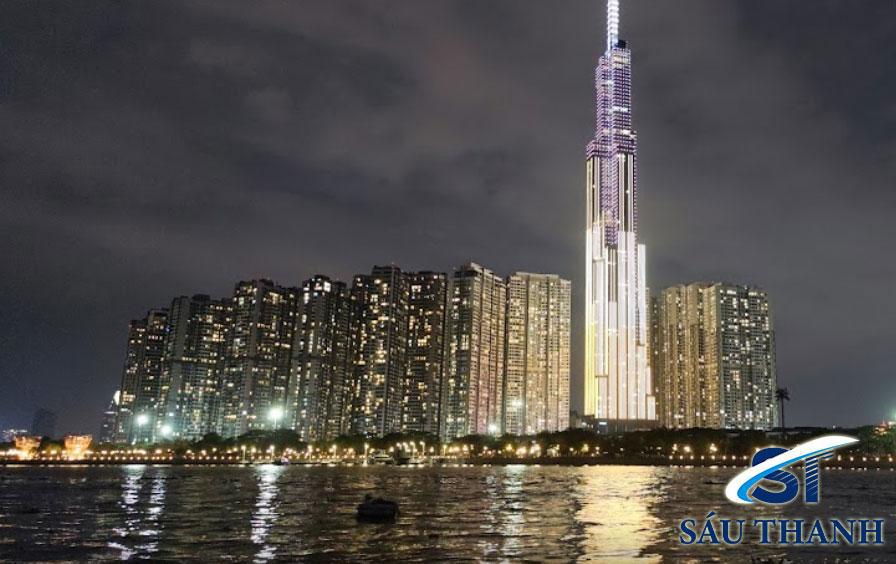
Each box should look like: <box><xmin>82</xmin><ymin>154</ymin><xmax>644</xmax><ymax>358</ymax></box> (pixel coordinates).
<box><xmin>2</xmin><ymin>1</ymin><xmax>895</xmax><ymax>434</ymax></box>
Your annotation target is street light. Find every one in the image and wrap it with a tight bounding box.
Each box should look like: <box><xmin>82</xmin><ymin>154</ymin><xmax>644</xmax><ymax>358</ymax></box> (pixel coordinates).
<box><xmin>268</xmin><ymin>406</ymin><xmax>284</xmax><ymax>428</ymax></box>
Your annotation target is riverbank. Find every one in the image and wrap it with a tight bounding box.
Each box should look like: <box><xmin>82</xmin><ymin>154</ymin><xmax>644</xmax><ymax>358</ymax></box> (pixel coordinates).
<box><xmin>3</xmin><ymin>453</ymin><xmax>894</xmax><ymax>469</ymax></box>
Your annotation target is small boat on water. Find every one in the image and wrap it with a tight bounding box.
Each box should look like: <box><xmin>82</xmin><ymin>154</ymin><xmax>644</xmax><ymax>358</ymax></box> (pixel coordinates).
<box><xmin>356</xmin><ymin>494</ymin><xmax>399</xmax><ymax>522</ymax></box>
<box><xmin>369</xmin><ymin>451</ymin><xmax>394</xmax><ymax>465</ymax></box>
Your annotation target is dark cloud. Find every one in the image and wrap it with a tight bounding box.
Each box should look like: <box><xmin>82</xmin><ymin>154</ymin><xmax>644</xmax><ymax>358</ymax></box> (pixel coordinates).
<box><xmin>1</xmin><ymin>0</ymin><xmax>894</xmax><ymax>432</ymax></box>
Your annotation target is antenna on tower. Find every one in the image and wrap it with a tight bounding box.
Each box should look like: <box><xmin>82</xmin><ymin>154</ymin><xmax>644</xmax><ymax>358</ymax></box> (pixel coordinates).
<box><xmin>607</xmin><ymin>0</ymin><xmax>619</xmax><ymax>51</ymax></box>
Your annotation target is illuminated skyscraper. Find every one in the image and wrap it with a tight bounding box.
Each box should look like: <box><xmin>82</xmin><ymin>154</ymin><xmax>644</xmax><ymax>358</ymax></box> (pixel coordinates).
<box><xmin>288</xmin><ymin>275</ymin><xmax>355</xmax><ymax>441</ymax></box>
<box><xmin>115</xmin><ymin>308</ymin><xmax>169</xmax><ymax>443</ymax></box>
<box><xmin>158</xmin><ymin>294</ymin><xmax>230</xmax><ymax>440</ymax></box>
<box><xmin>350</xmin><ymin>266</ymin><xmax>409</xmax><ymax>436</ymax></box>
<box><xmin>442</xmin><ymin>263</ymin><xmax>506</xmax><ymax>439</ymax></box>
<box><xmin>219</xmin><ymin>280</ymin><xmax>297</xmax><ymax>437</ymax></box>
<box><xmin>653</xmin><ymin>283</ymin><xmax>778</xmax><ymax>430</ymax></box>
<box><xmin>99</xmin><ymin>392</ymin><xmax>120</xmax><ymax>444</ymax></box>
<box><xmin>584</xmin><ymin>0</ymin><xmax>655</xmax><ymax>429</ymax></box>
<box><xmin>504</xmin><ymin>273</ymin><xmax>571</xmax><ymax>435</ymax></box>
<box><xmin>402</xmin><ymin>271</ymin><xmax>448</xmax><ymax>435</ymax></box>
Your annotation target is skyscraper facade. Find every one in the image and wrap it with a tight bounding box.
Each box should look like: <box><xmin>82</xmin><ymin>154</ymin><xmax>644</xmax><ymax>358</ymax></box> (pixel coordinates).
<box><xmin>288</xmin><ymin>276</ymin><xmax>355</xmax><ymax>442</ymax></box>
<box><xmin>442</xmin><ymin>263</ymin><xmax>507</xmax><ymax>439</ymax></box>
<box><xmin>99</xmin><ymin>392</ymin><xmax>120</xmax><ymax>444</ymax></box>
<box><xmin>402</xmin><ymin>271</ymin><xmax>448</xmax><ymax>435</ymax></box>
<box><xmin>504</xmin><ymin>273</ymin><xmax>571</xmax><ymax>435</ymax></box>
<box><xmin>584</xmin><ymin>0</ymin><xmax>655</xmax><ymax>429</ymax></box>
<box><xmin>350</xmin><ymin>266</ymin><xmax>409</xmax><ymax>436</ymax></box>
<box><xmin>219</xmin><ymin>280</ymin><xmax>297</xmax><ymax>437</ymax></box>
<box><xmin>114</xmin><ymin>309</ymin><xmax>169</xmax><ymax>443</ymax></box>
<box><xmin>653</xmin><ymin>285</ymin><xmax>707</xmax><ymax>428</ymax></box>
<box><xmin>653</xmin><ymin>283</ymin><xmax>778</xmax><ymax>430</ymax></box>
<box><xmin>159</xmin><ymin>294</ymin><xmax>230</xmax><ymax>440</ymax></box>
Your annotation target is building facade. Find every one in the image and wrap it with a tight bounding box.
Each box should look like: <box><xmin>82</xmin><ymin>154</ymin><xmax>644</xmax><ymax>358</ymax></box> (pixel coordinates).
<box><xmin>98</xmin><ymin>392</ymin><xmax>120</xmax><ymax>444</ymax></box>
<box><xmin>219</xmin><ymin>280</ymin><xmax>297</xmax><ymax>437</ymax></box>
<box><xmin>158</xmin><ymin>294</ymin><xmax>230</xmax><ymax>440</ymax></box>
<box><xmin>402</xmin><ymin>272</ymin><xmax>448</xmax><ymax>435</ymax></box>
<box><xmin>115</xmin><ymin>308</ymin><xmax>169</xmax><ymax>443</ymax></box>
<box><xmin>584</xmin><ymin>0</ymin><xmax>655</xmax><ymax>430</ymax></box>
<box><xmin>350</xmin><ymin>266</ymin><xmax>409</xmax><ymax>436</ymax></box>
<box><xmin>653</xmin><ymin>283</ymin><xmax>777</xmax><ymax>430</ymax></box>
<box><xmin>504</xmin><ymin>273</ymin><xmax>571</xmax><ymax>435</ymax></box>
<box><xmin>442</xmin><ymin>263</ymin><xmax>507</xmax><ymax>439</ymax></box>
<box><xmin>288</xmin><ymin>275</ymin><xmax>355</xmax><ymax>442</ymax></box>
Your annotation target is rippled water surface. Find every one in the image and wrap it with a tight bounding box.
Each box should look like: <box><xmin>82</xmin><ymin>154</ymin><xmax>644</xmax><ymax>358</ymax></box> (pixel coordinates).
<box><xmin>1</xmin><ymin>465</ymin><xmax>895</xmax><ymax>562</ymax></box>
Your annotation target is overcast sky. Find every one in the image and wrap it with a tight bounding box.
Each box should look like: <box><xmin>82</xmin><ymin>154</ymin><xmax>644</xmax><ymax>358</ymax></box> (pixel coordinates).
<box><xmin>2</xmin><ymin>1</ymin><xmax>895</xmax><ymax>433</ymax></box>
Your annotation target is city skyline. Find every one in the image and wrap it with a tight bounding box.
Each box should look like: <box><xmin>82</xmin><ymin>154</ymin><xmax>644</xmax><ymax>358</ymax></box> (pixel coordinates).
<box><xmin>103</xmin><ymin>263</ymin><xmax>572</xmax><ymax>443</ymax></box>
<box><xmin>3</xmin><ymin>1</ymin><xmax>896</xmax><ymax>432</ymax></box>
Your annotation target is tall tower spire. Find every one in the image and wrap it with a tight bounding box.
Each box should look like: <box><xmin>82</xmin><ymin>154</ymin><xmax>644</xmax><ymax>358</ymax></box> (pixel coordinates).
<box><xmin>607</xmin><ymin>0</ymin><xmax>619</xmax><ymax>51</ymax></box>
<box><xmin>585</xmin><ymin>0</ymin><xmax>656</xmax><ymax>431</ymax></box>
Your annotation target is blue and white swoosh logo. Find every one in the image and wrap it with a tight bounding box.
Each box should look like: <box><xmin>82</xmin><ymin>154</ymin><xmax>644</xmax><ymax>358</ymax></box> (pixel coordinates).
<box><xmin>725</xmin><ymin>435</ymin><xmax>859</xmax><ymax>504</ymax></box>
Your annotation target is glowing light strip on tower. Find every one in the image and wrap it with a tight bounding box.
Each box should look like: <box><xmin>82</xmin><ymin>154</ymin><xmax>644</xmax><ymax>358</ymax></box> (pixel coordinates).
<box><xmin>606</xmin><ymin>0</ymin><xmax>619</xmax><ymax>51</ymax></box>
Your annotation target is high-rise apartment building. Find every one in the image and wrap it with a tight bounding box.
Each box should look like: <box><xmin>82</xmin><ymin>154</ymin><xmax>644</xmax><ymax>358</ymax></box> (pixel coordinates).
<box><xmin>107</xmin><ymin>262</ymin><xmax>572</xmax><ymax>442</ymax></box>
<box><xmin>442</xmin><ymin>263</ymin><xmax>507</xmax><ymax>439</ymax></box>
<box><xmin>584</xmin><ymin>0</ymin><xmax>655</xmax><ymax>430</ymax></box>
<box><xmin>31</xmin><ymin>408</ymin><xmax>57</xmax><ymax>438</ymax></box>
<box><xmin>288</xmin><ymin>276</ymin><xmax>355</xmax><ymax>442</ymax></box>
<box><xmin>504</xmin><ymin>273</ymin><xmax>571</xmax><ymax>435</ymax></box>
<box><xmin>402</xmin><ymin>271</ymin><xmax>448</xmax><ymax>435</ymax></box>
<box><xmin>219</xmin><ymin>280</ymin><xmax>297</xmax><ymax>437</ymax></box>
<box><xmin>158</xmin><ymin>294</ymin><xmax>230</xmax><ymax>440</ymax></box>
<box><xmin>653</xmin><ymin>283</ymin><xmax>777</xmax><ymax>430</ymax></box>
<box><xmin>115</xmin><ymin>308</ymin><xmax>169</xmax><ymax>443</ymax></box>
<box><xmin>350</xmin><ymin>266</ymin><xmax>409</xmax><ymax>436</ymax></box>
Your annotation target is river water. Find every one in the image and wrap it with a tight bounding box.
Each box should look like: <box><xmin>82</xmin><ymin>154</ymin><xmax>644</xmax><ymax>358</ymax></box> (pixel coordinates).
<box><xmin>0</xmin><ymin>464</ymin><xmax>894</xmax><ymax>562</ymax></box>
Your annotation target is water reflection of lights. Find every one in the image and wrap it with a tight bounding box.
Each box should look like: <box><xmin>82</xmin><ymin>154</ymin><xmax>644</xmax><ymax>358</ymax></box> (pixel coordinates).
<box><xmin>144</xmin><ymin>470</ymin><xmax>168</xmax><ymax>554</ymax></box>
<box><xmin>109</xmin><ymin>465</ymin><xmax>167</xmax><ymax>559</ymax></box>
<box><xmin>251</xmin><ymin>465</ymin><xmax>284</xmax><ymax>562</ymax></box>
<box><xmin>111</xmin><ymin>465</ymin><xmax>144</xmax><ymax>559</ymax></box>
<box><xmin>576</xmin><ymin>466</ymin><xmax>663</xmax><ymax>563</ymax></box>
<box><xmin>500</xmin><ymin>465</ymin><xmax>526</xmax><ymax>557</ymax></box>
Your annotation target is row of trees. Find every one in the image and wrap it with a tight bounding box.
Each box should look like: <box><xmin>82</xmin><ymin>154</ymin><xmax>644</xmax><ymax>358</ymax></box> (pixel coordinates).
<box><xmin>61</xmin><ymin>424</ymin><xmax>895</xmax><ymax>458</ymax></box>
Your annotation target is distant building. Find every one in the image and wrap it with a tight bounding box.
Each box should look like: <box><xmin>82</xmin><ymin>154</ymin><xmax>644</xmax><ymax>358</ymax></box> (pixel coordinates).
<box><xmin>350</xmin><ymin>266</ymin><xmax>409</xmax><ymax>436</ymax></box>
<box><xmin>219</xmin><ymin>280</ymin><xmax>297</xmax><ymax>437</ymax></box>
<box><xmin>1</xmin><ymin>429</ymin><xmax>30</xmax><ymax>443</ymax></box>
<box><xmin>653</xmin><ymin>283</ymin><xmax>777</xmax><ymax>430</ymax></box>
<box><xmin>288</xmin><ymin>276</ymin><xmax>355</xmax><ymax>442</ymax></box>
<box><xmin>31</xmin><ymin>408</ymin><xmax>57</xmax><ymax>438</ymax></box>
<box><xmin>402</xmin><ymin>271</ymin><xmax>448</xmax><ymax>436</ymax></box>
<box><xmin>504</xmin><ymin>273</ymin><xmax>571</xmax><ymax>435</ymax></box>
<box><xmin>442</xmin><ymin>263</ymin><xmax>507</xmax><ymax>439</ymax></box>
<box><xmin>116</xmin><ymin>308</ymin><xmax>169</xmax><ymax>443</ymax></box>
<box><xmin>159</xmin><ymin>295</ymin><xmax>230</xmax><ymax>440</ymax></box>
<box><xmin>99</xmin><ymin>392</ymin><xmax>120</xmax><ymax>444</ymax></box>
